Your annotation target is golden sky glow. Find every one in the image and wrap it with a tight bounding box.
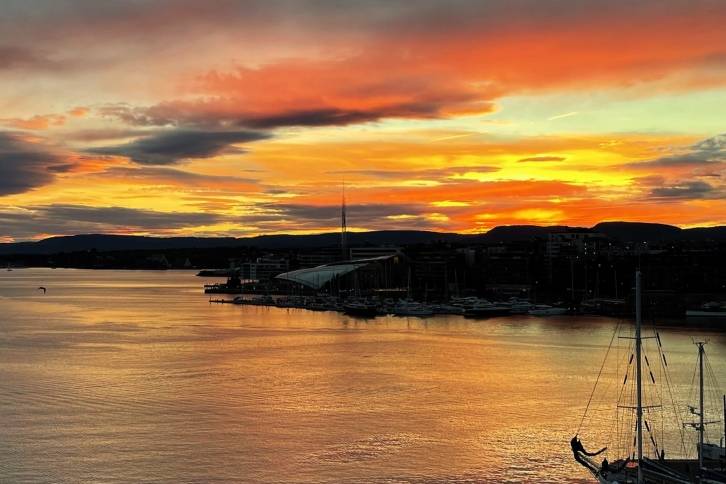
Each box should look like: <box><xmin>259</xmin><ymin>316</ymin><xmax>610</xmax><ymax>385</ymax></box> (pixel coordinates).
<box><xmin>0</xmin><ymin>0</ymin><xmax>725</xmax><ymax>240</ymax></box>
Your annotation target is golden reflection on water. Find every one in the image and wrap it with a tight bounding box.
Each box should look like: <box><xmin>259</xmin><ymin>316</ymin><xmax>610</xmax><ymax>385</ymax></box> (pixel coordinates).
<box><xmin>1</xmin><ymin>269</ymin><xmax>724</xmax><ymax>483</ymax></box>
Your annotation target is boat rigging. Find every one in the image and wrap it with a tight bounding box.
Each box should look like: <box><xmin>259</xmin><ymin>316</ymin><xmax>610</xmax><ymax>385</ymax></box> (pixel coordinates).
<box><xmin>572</xmin><ymin>271</ymin><xmax>725</xmax><ymax>483</ymax></box>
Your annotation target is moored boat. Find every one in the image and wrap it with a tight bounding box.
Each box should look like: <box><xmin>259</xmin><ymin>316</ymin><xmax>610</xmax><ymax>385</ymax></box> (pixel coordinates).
<box><xmin>571</xmin><ymin>272</ymin><xmax>725</xmax><ymax>483</ymax></box>
<box><xmin>508</xmin><ymin>297</ymin><xmax>533</xmax><ymax>314</ymax></box>
<box><xmin>343</xmin><ymin>299</ymin><xmax>379</xmax><ymax>318</ymax></box>
<box><xmin>204</xmin><ymin>274</ymin><xmax>244</xmax><ymax>294</ymax></box>
<box><xmin>464</xmin><ymin>302</ymin><xmax>511</xmax><ymax>318</ymax></box>
<box><xmin>686</xmin><ymin>302</ymin><xmax>726</xmax><ymax>318</ymax></box>
<box><xmin>528</xmin><ymin>304</ymin><xmax>568</xmax><ymax>316</ymax></box>
<box><xmin>391</xmin><ymin>299</ymin><xmax>434</xmax><ymax>317</ymax></box>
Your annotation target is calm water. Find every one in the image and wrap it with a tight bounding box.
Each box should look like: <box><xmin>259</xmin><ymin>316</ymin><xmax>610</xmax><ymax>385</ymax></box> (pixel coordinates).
<box><xmin>1</xmin><ymin>269</ymin><xmax>724</xmax><ymax>483</ymax></box>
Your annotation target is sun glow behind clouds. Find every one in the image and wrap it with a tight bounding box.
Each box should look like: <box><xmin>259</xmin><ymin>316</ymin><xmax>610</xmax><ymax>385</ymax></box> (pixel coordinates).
<box><xmin>0</xmin><ymin>0</ymin><xmax>725</xmax><ymax>240</ymax></box>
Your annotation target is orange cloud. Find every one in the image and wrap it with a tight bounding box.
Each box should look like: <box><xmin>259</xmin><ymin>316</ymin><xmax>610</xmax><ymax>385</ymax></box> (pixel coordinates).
<box><xmin>68</xmin><ymin>106</ymin><xmax>89</xmax><ymax>117</ymax></box>
<box><xmin>100</xmin><ymin>2</ymin><xmax>724</xmax><ymax>130</ymax></box>
<box><xmin>1</xmin><ymin>114</ymin><xmax>66</xmax><ymax>130</ymax></box>
<box><xmin>1</xmin><ymin>107</ymin><xmax>87</xmax><ymax>130</ymax></box>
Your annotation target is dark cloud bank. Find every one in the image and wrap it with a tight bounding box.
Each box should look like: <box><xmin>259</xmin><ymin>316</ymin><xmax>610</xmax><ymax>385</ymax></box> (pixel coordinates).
<box><xmin>0</xmin><ymin>132</ymin><xmax>71</xmax><ymax>195</ymax></box>
<box><xmin>0</xmin><ymin>204</ymin><xmax>223</xmax><ymax>240</ymax></box>
<box><xmin>88</xmin><ymin>129</ymin><xmax>270</xmax><ymax>165</ymax></box>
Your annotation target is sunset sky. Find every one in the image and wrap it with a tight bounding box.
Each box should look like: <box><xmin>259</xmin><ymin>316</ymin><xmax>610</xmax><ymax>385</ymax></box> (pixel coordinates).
<box><xmin>1</xmin><ymin>0</ymin><xmax>725</xmax><ymax>241</ymax></box>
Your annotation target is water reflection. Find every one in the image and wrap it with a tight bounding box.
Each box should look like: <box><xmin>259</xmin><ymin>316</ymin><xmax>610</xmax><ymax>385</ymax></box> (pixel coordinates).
<box><xmin>0</xmin><ymin>269</ymin><xmax>723</xmax><ymax>482</ymax></box>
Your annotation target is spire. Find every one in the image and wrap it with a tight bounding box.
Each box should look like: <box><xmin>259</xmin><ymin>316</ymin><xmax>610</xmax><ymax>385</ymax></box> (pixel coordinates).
<box><xmin>341</xmin><ymin>182</ymin><xmax>348</xmax><ymax>260</ymax></box>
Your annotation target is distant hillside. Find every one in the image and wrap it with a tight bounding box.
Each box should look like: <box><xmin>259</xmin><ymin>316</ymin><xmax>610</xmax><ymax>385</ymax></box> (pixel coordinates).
<box><xmin>474</xmin><ymin>225</ymin><xmax>588</xmax><ymax>242</ymax></box>
<box><xmin>0</xmin><ymin>231</ymin><xmax>465</xmax><ymax>255</ymax></box>
<box><xmin>593</xmin><ymin>222</ymin><xmax>726</xmax><ymax>242</ymax></box>
<box><xmin>682</xmin><ymin>225</ymin><xmax>726</xmax><ymax>241</ymax></box>
<box><xmin>0</xmin><ymin>234</ymin><xmax>241</xmax><ymax>255</ymax></box>
<box><xmin>246</xmin><ymin>230</ymin><xmax>464</xmax><ymax>249</ymax></box>
<box><xmin>1</xmin><ymin>223</ymin><xmax>724</xmax><ymax>255</ymax></box>
<box><xmin>592</xmin><ymin>222</ymin><xmax>682</xmax><ymax>242</ymax></box>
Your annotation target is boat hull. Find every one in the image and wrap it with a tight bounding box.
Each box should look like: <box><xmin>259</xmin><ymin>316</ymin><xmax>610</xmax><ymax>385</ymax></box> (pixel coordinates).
<box><xmin>464</xmin><ymin>307</ymin><xmax>511</xmax><ymax>318</ymax></box>
<box><xmin>686</xmin><ymin>310</ymin><xmax>726</xmax><ymax>317</ymax></box>
<box><xmin>343</xmin><ymin>305</ymin><xmax>379</xmax><ymax>318</ymax></box>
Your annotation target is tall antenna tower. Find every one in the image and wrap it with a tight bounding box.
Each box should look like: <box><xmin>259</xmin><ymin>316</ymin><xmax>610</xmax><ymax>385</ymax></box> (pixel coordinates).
<box><xmin>341</xmin><ymin>182</ymin><xmax>348</xmax><ymax>260</ymax></box>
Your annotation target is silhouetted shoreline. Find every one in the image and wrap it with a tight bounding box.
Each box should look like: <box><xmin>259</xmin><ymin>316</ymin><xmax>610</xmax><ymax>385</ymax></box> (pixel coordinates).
<box><xmin>2</xmin><ymin>222</ymin><xmax>724</xmax><ymax>322</ymax></box>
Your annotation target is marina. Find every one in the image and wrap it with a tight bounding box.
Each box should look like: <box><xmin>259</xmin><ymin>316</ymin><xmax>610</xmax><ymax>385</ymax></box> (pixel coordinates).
<box><xmin>208</xmin><ymin>293</ymin><xmax>565</xmax><ymax>318</ymax></box>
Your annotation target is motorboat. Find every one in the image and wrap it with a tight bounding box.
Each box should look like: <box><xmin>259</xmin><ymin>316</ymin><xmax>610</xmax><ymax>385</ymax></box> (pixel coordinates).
<box><xmin>508</xmin><ymin>297</ymin><xmax>533</xmax><ymax>314</ymax></box>
<box><xmin>430</xmin><ymin>304</ymin><xmax>466</xmax><ymax>315</ymax></box>
<box><xmin>391</xmin><ymin>299</ymin><xmax>434</xmax><ymax>317</ymax></box>
<box><xmin>528</xmin><ymin>304</ymin><xmax>568</xmax><ymax>316</ymax></box>
<box><xmin>343</xmin><ymin>299</ymin><xmax>379</xmax><ymax>318</ymax></box>
<box><xmin>686</xmin><ymin>302</ymin><xmax>726</xmax><ymax>318</ymax></box>
<box><xmin>464</xmin><ymin>302</ymin><xmax>511</xmax><ymax>318</ymax></box>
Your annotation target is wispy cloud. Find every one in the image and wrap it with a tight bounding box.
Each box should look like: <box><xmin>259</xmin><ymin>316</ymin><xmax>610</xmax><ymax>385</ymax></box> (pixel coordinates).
<box><xmin>329</xmin><ymin>165</ymin><xmax>499</xmax><ymax>181</ymax></box>
<box><xmin>547</xmin><ymin>112</ymin><xmax>578</xmax><ymax>121</ymax></box>
<box><xmin>431</xmin><ymin>133</ymin><xmax>477</xmax><ymax>142</ymax></box>
<box><xmin>518</xmin><ymin>156</ymin><xmax>566</xmax><ymax>163</ymax></box>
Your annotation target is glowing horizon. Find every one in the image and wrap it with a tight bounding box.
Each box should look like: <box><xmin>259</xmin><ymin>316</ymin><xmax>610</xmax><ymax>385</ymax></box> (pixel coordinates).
<box><xmin>1</xmin><ymin>1</ymin><xmax>724</xmax><ymax>241</ymax></box>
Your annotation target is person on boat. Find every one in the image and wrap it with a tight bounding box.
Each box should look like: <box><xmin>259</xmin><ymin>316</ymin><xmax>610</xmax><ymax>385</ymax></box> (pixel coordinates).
<box><xmin>570</xmin><ymin>435</ymin><xmax>607</xmax><ymax>457</ymax></box>
<box><xmin>571</xmin><ymin>435</ymin><xmax>609</xmax><ymax>471</ymax></box>
<box><xmin>601</xmin><ymin>457</ymin><xmax>609</xmax><ymax>474</ymax></box>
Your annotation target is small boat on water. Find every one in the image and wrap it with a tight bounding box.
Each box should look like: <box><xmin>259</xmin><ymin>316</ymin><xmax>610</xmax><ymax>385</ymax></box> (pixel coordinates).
<box><xmin>342</xmin><ymin>299</ymin><xmax>379</xmax><ymax>318</ymax></box>
<box><xmin>528</xmin><ymin>304</ymin><xmax>568</xmax><ymax>316</ymax></box>
<box><xmin>197</xmin><ymin>268</ymin><xmax>236</xmax><ymax>277</ymax></box>
<box><xmin>686</xmin><ymin>302</ymin><xmax>726</xmax><ymax>318</ymax></box>
<box><xmin>450</xmin><ymin>296</ymin><xmax>486</xmax><ymax>309</ymax></box>
<box><xmin>391</xmin><ymin>299</ymin><xmax>434</xmax><ymax>317</ymax></box>
<box><xmin>508</xmin><ymin>297</ymin><xmax>533</xmax><ymax>314</ymax></box>
<box><xmin>204</xmin><ymin>274</ymin><xmax>245</xmax><ymax>294</ymax></box>
<box><xmin>464</xmin><ymin>302</ymin><xmax>511</xmax><ymax>318</ymax></box>
<box><xmin>430</xmin><ymin>303</ymin><xmax>465</xmax><ymax>315</ymax></box>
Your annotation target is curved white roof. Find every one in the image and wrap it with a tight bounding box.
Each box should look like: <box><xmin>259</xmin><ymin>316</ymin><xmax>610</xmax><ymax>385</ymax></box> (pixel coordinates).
<box><xmin>275</xmin><ymin>255</ymin><xmax>393</xmax><ymax>289</ymax></box>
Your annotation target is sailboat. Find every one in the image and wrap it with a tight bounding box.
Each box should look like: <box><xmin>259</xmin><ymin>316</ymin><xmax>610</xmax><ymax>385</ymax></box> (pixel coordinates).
<box><xmin>571</xmin><ymin>271</ymin><xmax>726</xmax><ymax>483</ymax></box>
<box><xmin>392</xmin><ymin>267</ymin><xmax>434</xmax><ymax>316</ymax></box>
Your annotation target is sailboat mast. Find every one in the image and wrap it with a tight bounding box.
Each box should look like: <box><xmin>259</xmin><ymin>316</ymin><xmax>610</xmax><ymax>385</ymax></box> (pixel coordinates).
<box><xmin>636</xmin><ymin>270</ymin><xmax>643</xmax><ymax>484</ymax></box>
<box><xmin>341</xmin><ymin>182</ymin><xmax>348</xmax><ymax>260</ymax></box>
<box><xmin>407</xmin><ymin>266</ymin><xmax>412</xmax><ymax>300</ymax></box>
<box><xmin>698</xmin><ymin>342</ymin><xmax>705</xmax><ymax>473</ymax></box>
